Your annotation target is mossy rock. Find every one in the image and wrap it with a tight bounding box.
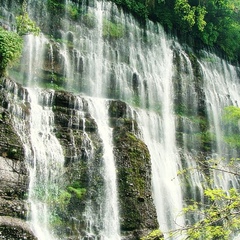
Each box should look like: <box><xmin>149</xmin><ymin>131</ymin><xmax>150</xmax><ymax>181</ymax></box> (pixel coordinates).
<box><xmin>141</xmin><ymin>229</ymin><xmax>164</xmax><ymax>240</ymax></box>
<box><xmin>112</xmin><ymin>116</ymin><xmax>158</xmax><ymax>237</ymax></box>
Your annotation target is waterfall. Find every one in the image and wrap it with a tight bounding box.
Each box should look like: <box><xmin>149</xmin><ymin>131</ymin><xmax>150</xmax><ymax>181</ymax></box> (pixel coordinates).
<box><xmin>4</xmin><ymin>79</ymin><xmax>64</xmax><ymax>239</ymax></box>
<box><xmin>199</xmin><ymin>53</ymin><xmax>240</xmax><ymax>190</ymax></box>
<box><xmin>87</xmin><ymin>98</ymin><xmax>121</xmax><ymax>240</ymax></box>
<box><xmin>1</xmin><ymin>0</ymin><xmax>240</xmax><ymax>239</ymax></box>
<box><xmin>27</xmin><ymin>88</ymin><xmax>65</xmax><ymax>240</ymax></box>
<box><xmin>136</xmin><ymin>109</ymin><xmax>185</xmax><ymax>237</ymax></box>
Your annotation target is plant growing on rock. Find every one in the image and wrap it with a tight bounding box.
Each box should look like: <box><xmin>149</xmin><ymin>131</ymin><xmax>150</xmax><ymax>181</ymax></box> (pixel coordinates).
<box><xmin>0</xmin><ymin>27</ymin><xmax>23</xmax><ymax>76</ymax></box>
<box><xmin>15</xmin><ymin>0</ymin><xmax>40</xmax><ymax>36</ymax></box>
<box><xmin>0</xmin><ymin>1</ymin><xmax>40</xmax><ymax>76</ymax></box>
<box><xmin>222</xmin><ymin>105</ymin><xmax>240</xmax><ymax>147</ymax></box>
<box><xmin>103</xmin><ymin>19</ymin><xmax>125</xmax><ymax>39</ymax></box>
<box><xmin>141</xmin><ymin>229</ymin><xmax>164</xmax><ymax>240</ymax></box>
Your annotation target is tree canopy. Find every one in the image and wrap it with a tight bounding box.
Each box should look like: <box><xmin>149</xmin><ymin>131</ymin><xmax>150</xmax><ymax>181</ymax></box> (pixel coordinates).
<box><xmin>111</xmin><ymin>0</ymin><xmax>240</xmax><ymax>63</ymax></box>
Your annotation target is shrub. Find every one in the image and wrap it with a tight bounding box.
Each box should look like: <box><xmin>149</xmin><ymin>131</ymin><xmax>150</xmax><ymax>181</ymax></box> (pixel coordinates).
<box><xmin>0</xmin><ymin>27</ymin><xmax>23</xmax><ymax>76</ymax></box>
<box><xmin>15</xmin><ymin>1</ymin><xmax>40</xmax><ymax>36</ymax></box>
<box><xmin>102</xmin><ymin>19</ymin><xmax>125</xmax><ymax>39</ymax></box>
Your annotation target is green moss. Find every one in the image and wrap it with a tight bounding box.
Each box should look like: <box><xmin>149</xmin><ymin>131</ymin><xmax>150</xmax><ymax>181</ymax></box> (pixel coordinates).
<box><xmin>57</xmin><ymin>190</ymin><xmax>71</xmax><ymax>209</ymax></box>
<box><xmin>224</xmin><ymin>134</ymin><xmax>240</xmax><ymax>147</ymax></box>
<box><xmin>67</xmin><ymin>181</ymin><xmax>86</xmax><ymax>199</ymax></box>
<box><xmin>67</xmin><ymin>186</ymin><xmax>86</xmax><ymax>199</ymax></box>
<box><xmin>39</xmin><ymin>82</ymin><xmax>65</xmax><ymax>91</ymax></box>
<box><xmin>67</xmin><ymin>4</ymin><xmax>81</xmax><ymax>20</ymax></box>
<box><xmin>16</xmin><ymin>11</ymin><xmax>40</xmax><ymax>36</ymax></box>
<box><xmin>141</xmin><ymin>229</ymin><xmax>164</xmax><ymax>240</ymax></box>
<box><xmin>49</xmin><ymin>213</ymin><xmax>63</xmax><ymax>228</ymax></box>
<box><xmin>7</xmin><ymin>147</ymin><xmax>18</xmax><ymax>158</ymax></box>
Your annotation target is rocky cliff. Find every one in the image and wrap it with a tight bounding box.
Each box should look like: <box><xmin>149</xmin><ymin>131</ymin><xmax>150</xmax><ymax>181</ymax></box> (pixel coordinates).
<box><xmin>1</xmin><ymin>0</ymin><xmax>240</xmax><ymax>240</ymax></box>
<box><xmin>0</xmin><ymin>80</ymin><xmax>36</xmax><ymax>239</ymax></box>
<box><xmin>0</xmin><ymin>77</ymin><xmax>160</xmax><ymax>239</ymax></box>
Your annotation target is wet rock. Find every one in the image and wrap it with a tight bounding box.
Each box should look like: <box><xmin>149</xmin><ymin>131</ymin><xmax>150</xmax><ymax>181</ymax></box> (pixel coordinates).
<box><xmin>0</xmin><ymin>216</ymin><xmax>36</xmax><ymax>240</ymax></box>
<box><xmin>113</xmin><ymin>115</ymin><xmax>159</xmax><ymax>239</ymax></box>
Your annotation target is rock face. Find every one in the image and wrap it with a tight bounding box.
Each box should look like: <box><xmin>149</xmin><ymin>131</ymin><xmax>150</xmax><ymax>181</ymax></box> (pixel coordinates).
<box><xmin>50</xmin><ymin>93</ymin><xmax>159</xmax><ymax>239</ymax></box>
<box><xmin>0</xmin><ymin>79</ymin><xmax>36</xmax><ymax>239</ymax></box>
<box><xmin>110</xmin><ymin>100</ymin><xmax>159</xmax><ymax>239</ymax></box>
<box><xmin>0</xmin><ymin>77</ymin><xmax>159</xmax><ymax>239</ymax></box>
<box><xmin>0</xmin><ymin>216</ymin><xmax>37</xmax><ymax>240</ymax></box>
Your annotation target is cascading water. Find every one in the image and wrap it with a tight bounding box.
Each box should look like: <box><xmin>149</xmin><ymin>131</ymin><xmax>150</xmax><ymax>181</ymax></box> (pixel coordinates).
<box><xmin>87</xmin><ymin>98</ymin><xmax>121</xmax><ymax>240</ymax></box>
<box><xmin>1</xmin><ymin>0</ymin><xmax>240</xmax><ymax>239</ymax></box>
<box><xmin>199</xmin><ymin>53</ymin><xmax>240</xmax><ymax>190</ymax></box>
<box><xmin>4</xmin><ymin>79</ymin><xmax>64</xmax><ymax>239</ymax></box>
<box><xmin>26</xmin><ymin>88</ymin><xmax>65</xmax><ymax>240</ymax></box>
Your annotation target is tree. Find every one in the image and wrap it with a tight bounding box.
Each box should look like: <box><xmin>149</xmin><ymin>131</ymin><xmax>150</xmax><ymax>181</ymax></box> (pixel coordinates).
<box><xmin>167</xmin><ymin>106</ymin><xmax>240</xmax><ymax>239</ymax></box>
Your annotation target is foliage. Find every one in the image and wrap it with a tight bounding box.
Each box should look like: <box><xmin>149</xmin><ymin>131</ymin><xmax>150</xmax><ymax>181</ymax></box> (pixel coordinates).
<box><xmin>223</xmin><ymin>106</ymin><xmax>240</xmax><ymax>126</ymax></box>
<box><xmin>141</xmin><ymin>229</ymin><xmax>164</xmax><ymax>240</ymax></box>
<box><xmin>112</xmin><ymin>0</ymin><xmax>148</xmax><ymax>19</ymax></box>
<box><xmin>174</xmin><ymin>157</ymin><xmax>240</xmax><ymax>239</ymax></box>
<box><xmin>0</xmin><ymin>0</ymin><xmax>41</xmax><ymax>75</ymax></box>
<box><xmin>66</xmin><ymin>3</ymin><xmax>81</xmax><ymax>20</ymax></box>
<box><xmin>0</xmin><ymin>27</ymin><xmax>23</xmax><ymax>75</ymax></box>
<box><xmin>111</xmin><ymin>0</ymin><xmax>240</xmax><ymax>62</ymax></box>
<box><xmin>47</xmin><ymin>0</ymin><xmax>65</xmax><ymax>15</ymax></box>
<box><xmin>222</xmin><ymin>106</ymin><xmax>240</xmax><ymax>147</ymax></box>
<box><xmin>102</xmin><ymin>19</ymin><xmax>125</xmax><ymax>39</ymax></box>
<box><xmin>32</xmin><ymin>181</ymin><xmax>86</xmax><ymax>230</ymax></box>
<box><xmin>47</xmin><ymin>0</ymin><xmax>81</xmax><ymax>21</ymax></box>
<box><xmin>180</xmin><ymin>188</ymin><xmax>240</xmax><ymax>239</ymax></box>
<box><xmin>82</xmin><ymin>13</ymin><xmax>96</xmax><ymax>29</ymax></box>
<box><xmin>15</xmin><ymin>1</ymin><xmax>40</xmax><ymax>36</ymax></box>
<box><xmin>67</xmin><ymin>181</ymin><xmax>86</xmax><ymax>199</ymax></box>
<box><xmin>175</xmin><ymin>107</ymin><xmax>240</xmax><ymax>239</ymax></box>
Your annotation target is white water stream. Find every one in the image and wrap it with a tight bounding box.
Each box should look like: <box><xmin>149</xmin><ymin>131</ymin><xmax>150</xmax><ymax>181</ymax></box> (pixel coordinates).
<box><xmin>4</xmin><ymin>79</ymin><xmax>64</xmax><ymax>239</ymax></box>
<box><xmin>2</xmin><ymin>0</ymin><xmax>240</xmax><ymax>239</ymax></box>
<box><xmin>87</xmin><ymin>98</ymin><xmax>121</xmax><ymax>240</ymax></box>
<box><xmin>200</xmin><ymin>53</ymin><xmax>240</xmax><ymax>190</ymax></box>
<box><xmin>27</xmin><ymin>88</ymin><xmax>65</xmax><ymax>240</ymax></box>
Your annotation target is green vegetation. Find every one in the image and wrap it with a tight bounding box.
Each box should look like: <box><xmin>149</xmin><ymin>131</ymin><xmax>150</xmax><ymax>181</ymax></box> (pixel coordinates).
<box><xmin>0</xmin><ymin>27</ymin><xmax>23</xmax><ymax>76</ymax></box>
<box><xmin>174</xmin><ymin>157</ymin><xmax>240</xmax><ymax>239</ymax></box>
<box><xmin>82</xmin><ymin>13</ymin><xmax>96</xmax><ymax>29</ymax></box>
<box><xmin>111</xmin><ymin>0</ymin><xmax>240</xmax><ymax>62</ymax></box>
<box><xmin>181</xmin><ymin>188</ymin><xmax>240</xmax><ymax>239</ymax></box>
<box><xmin>66</xmin><ymin>3</ymin><xmax>81</xmax><ymax>20</ymax></box>
<box><xmin>223</xmin><ymin>106</ymin><xmax>240</xmax><ymax>125</ymax></box>
<box><xmin>47</xmin><ymin>0</ymin><xmax>81</xmax><ymax>21</ymax></box>
<box><xmin>0</xmin><ymin>0</ymin><xmax>40</xmax><ymax>76</ymax></box>
<box><xmin>141</xmin><ymin>229</ymin><xmax>163</xmax><ymax>240</ymax></box>
<box><xmin>33</xmin><ymin>181</ymin><xmax>86</xmax><ymax>229</ymax></box>
<box><xmin>172</xmin><ymin>106</ymin><xmax>240</xmax><ymax>239</ymax></box>
<box><xmin>67</xmin><ymin>181</ymin><xmax>86</xmax><ymax>199</ymax></box>
<box><xmin>16</xmin><ymin>1</ymin><xmax>40</xmax><ymax>36</ymax></box>
<box><xmin>222</xmin><ymin>106</ymin><xmax>240</xmax><ymax>147</ymax></box>
<box><xmin>103</xmin><ymin>19</ymin><xmax>125</xmax><ymax>39</ymax></box>
<box><xmin>47</xmin><ymin>0</ymin><xmax>65</xmax><ymax>15</ymax></box>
